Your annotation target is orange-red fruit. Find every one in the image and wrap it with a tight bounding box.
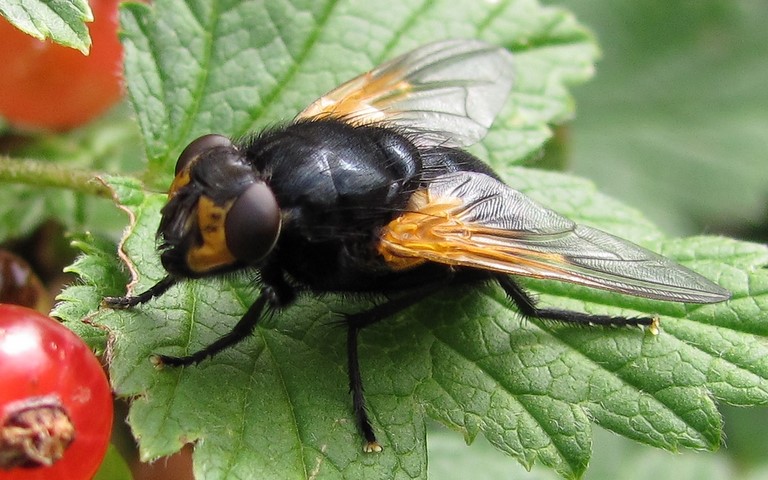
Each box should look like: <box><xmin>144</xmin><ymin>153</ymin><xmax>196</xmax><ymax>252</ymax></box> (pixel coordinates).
<box><xmin>0</xmin><ymin>1</ymin><xmax>124</xmax><ymax>130</ymax></box>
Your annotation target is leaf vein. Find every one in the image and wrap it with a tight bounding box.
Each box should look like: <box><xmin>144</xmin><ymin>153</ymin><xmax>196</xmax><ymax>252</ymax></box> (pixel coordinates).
<box><xmin>238</xmin><ymin>0</ymin><xmax>341</xmax><ymax>133</ymax></box>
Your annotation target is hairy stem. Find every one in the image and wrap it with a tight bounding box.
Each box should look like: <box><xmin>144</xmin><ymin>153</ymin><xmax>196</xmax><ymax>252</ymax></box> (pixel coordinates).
<box><xmin>0</xmin><ymin>156</ymin><xmax>113</xmax><ymax>199</ymax></box>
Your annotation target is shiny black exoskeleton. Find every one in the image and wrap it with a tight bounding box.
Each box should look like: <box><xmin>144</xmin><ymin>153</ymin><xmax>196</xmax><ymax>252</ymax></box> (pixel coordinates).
<box><xmin>244</xmin><ymin>120</ymin><xmax>492</xmax><ymax>291</ymax></box>
<box><xmin>249</xmin><ymin>120</ymin><xmax>423</xmax><ymax>290</ymax></box>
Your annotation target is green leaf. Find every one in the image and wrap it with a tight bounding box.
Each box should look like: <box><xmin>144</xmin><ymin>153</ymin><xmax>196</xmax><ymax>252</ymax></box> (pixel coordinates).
<box><xmin>53</xmin><ymin>231</ymin><xmax>127</xmax><ymax>352</ymax></box>
<box><xmin>0</xmin><ymin>0</ymin><xmax>93</xmax><ymax>53</ymax></box>
<box><xmin>546</xmin><ymin>0</ymin><xmax>768</xmax><ymax>237</ymax></box>
<box><xmin>55</xmin><ymin>0</ymin><xmax>768</xmax><ymax>479</ymax></box>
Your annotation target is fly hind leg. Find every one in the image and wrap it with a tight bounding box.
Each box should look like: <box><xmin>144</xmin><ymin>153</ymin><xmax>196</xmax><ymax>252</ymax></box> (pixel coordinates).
<box><xmin>496</xmin><ymin>275</ymin><xmax>657</xmax><ymax>330</ymax></box>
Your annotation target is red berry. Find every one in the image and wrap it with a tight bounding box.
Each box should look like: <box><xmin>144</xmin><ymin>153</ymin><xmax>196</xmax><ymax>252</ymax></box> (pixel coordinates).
<box><xmin>0</xmin><ymin>304</ymin><xmax>113</xmax><ymax>479</ymax></box>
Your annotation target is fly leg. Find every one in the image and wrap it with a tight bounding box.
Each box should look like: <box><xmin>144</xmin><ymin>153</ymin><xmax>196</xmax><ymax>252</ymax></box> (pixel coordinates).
<box><xmin>103</xmin><ymin>275</ymin><xmax>279</xmax><ymax>366</ymax></box>
<box><xmin>102</xmin><ymin>275</ymin><xmax>235</xmax><ymax>365</ymax></box>
<box><xmin>103</xmin><ymin>275</ymin><xmax>177</xmax><ymax>309</ymax></box>
<box><xmin>156</xmin><ymin>267</ymin><xmax>296</xmax><ymax>366</ymax></box>
<box><xmin>344</xmin><ymin>281</ymin><xmax>455</xmax><ymax>453</ymax></box>
<box><xmin>156</xmin><ymin>288</ymin><xmax>276</xmax><ymax>366</ymax></box>
<box><xmin>115</xmin><ymin>267</ymin><xmax>296</xmax><ymax>366</ymax></box>
<box><xmin>496</xmin><ymin>275</ymin><xmax>657</xmax><ymax>330</ymax></box>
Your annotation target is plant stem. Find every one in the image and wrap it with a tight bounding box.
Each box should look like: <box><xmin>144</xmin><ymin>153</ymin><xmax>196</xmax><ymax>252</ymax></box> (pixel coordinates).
<box><xmin>0</xmin><ymin>156</ymin><xmax>113</xmax><ymax>199</ymax></box>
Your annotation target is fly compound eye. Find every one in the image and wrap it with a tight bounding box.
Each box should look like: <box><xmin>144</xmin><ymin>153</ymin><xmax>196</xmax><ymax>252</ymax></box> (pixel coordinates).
<box><xmin>225</xmin><ymin>182</ymin><xmax>281</xmax><ymax>263</ymax></box>
<box><xmin>176</xmin><ymin>134</ymin><xmax>234</xmax><ymax>175</ymax></box>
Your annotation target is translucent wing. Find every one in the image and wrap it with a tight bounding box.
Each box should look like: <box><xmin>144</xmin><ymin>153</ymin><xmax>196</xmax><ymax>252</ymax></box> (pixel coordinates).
<box><xmin>379</xmin><ymin>172</ymin><xmax>731</xmax><ymax>303</ymax></box>
<box><xmin>296</xmin><ymin>39</ymin><xmax>515</xmax><ymax>147</ymax></box>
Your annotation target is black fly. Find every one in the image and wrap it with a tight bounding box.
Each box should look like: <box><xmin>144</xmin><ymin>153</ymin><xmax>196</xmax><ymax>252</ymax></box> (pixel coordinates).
<box><xmin>104</xmin><ymin>39</ymin><xmax>730</xmax><ymax>452</ymax></box>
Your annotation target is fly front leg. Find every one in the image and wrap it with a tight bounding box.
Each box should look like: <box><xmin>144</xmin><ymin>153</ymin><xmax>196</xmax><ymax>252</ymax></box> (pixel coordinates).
<box><xmin>103</xmin><ymin>274</ymin><xmax>285</xmax><ymax>366</ymax></box>
<box><xmin>158</xmin><ymin>268</ymin><xmax>297</xmax><ymax>366</ymax></box>
<box><xmin>156</xmin><ymin>288</ymin><xmax>275</xmax><ymax>366</ymax></box>
<box><xmin>103</xmin><ymin>275</ymin><xmax>178</xmax><ymax>309</ymax></box>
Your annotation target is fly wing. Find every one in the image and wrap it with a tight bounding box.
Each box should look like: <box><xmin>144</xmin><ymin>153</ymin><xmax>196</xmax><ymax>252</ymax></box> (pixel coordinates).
<box><xmin>296</xmin><ymin>39</ymin><xmax>514</xmax><ymax>147</ymax></box>
<box><xmin>379</xmin><ymin>172</ymin><xmax>731</xmax><ymax>303</ymax></box>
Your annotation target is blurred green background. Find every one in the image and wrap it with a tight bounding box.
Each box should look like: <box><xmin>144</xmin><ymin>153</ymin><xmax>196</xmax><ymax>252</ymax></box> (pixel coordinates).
<box><xmin>427</xmin><ymin>1</ymin><xmax>768</xmax><ymax>479</ymax></box>
<box><xmin>546</xmin><ymin>0</ymin><xmax>767</xmax><ymax>241</ymax></box>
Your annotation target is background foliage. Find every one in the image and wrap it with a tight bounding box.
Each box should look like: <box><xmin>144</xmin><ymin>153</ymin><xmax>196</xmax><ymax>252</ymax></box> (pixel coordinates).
<box><xmin>1</xmin><ymin>0</ymin><xmax>766</xmax><ymax>479</ymax></box>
